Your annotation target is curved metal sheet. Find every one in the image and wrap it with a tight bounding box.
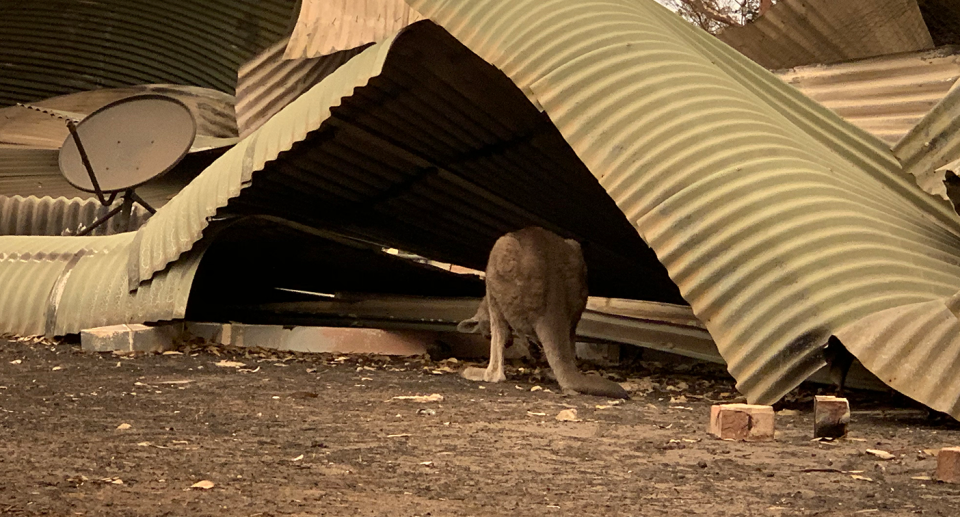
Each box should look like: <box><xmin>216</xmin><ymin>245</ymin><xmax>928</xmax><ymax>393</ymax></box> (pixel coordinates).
<box><xmin>129</xmin><ymin>35</ymin><xmax>398</xmax><ymax>288</ymax></box>
<box><xmin>776</xmin><ymin>45</ymin><xmax>960</xmax><ymax>146</ymax></box>
<box><xmin>409</xmin><ymin>0</ymin><xmax>960</xmax><ymax>409</ymax></box>
<box><xmin>0</xmin><ymin>195</ymin><xmax>150</xmax><ymax>237</ymax></box>
<box><xmin>894</xmin><ymin>76</ymin><xmax>960</xmax><ymax>201</ymax></box>
<box><xmin>835</xmin><ymin>296</ymin><xmax>960</xmax><ymax>416</ymax></box>
<box><xmin>51</xmin><ymin>242</ymin><xmax>205</xmax><ymax>336</ymax></box>
<box><xmin>0</xmin><ymin>0</ymin><xmax>298</xmax><ymax>106</ymax></box>
<box><xmin>0</xmin><ymin>230</ymin><xmax>204</xmax><ymax>337</ymax></box>
<box><xmin>0</xmin><ymin>257</ymin><xmax>68</xmax><ymax>337</ymax></box>
<box><xmin>236</xmin><ymin>38</ymin><xmax>368</xmax><ymax>138</ymax></box>
<box><xmin>284</xmin><ymin>0</ymin><xmax>423</xmax><ymax>59</ymax></box>
<box><xmin>0</xmin><ymin>85</ymin><xmax>238</xmax><ymax>150</ymax></box>
<box><xmin>716</xmin><ymin>0</ymin><xmax>933</xmax><ymax>69</ymax></box>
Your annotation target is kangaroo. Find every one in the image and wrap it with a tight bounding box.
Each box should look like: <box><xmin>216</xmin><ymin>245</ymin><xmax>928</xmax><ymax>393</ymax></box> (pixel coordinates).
<box><xmin>457</xmin><ymin>227</ymin><xmax>629</xmax><ymax>398</ymax></box>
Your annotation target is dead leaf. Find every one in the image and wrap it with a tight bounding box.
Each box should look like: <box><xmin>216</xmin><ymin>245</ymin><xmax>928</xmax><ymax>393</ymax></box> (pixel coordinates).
<box><xmin>157</xmin><ymin>380</ymin><xmax>193</xmax><ymax>385</ymax></box>
<box><xmin>162</xmin><ymin>351</ymin><xmax>183</xmax><ymax>356</ymax></box>
<box><xmin>527</xmin><ymin>411</ymin><xmax>547</xmax><ymax>417</ymax></box>
<box><xmin>116</xmin><ymin>423</ymin><xmax>132</xmax><ymax>430</ymax></box>
<box><xmin>386</xmin><ymin>433</ymin><xmax>412</xmax><ymax>438</ymax></box>
<box><xmin>850</xmin><ymin>475</ymin><xmax>873</xmax><ymax>482</ymax></box>
<box><xmin>669</xmin><ymin>395</ymin><xmax>688</xmax><ymax>404</ymax></box>
<box><xmin>214</xmin><ymin>360</ymin><xmax>245</xmax><ymax>368</ymax></box>
<box><xmin>51</xmin><ymin>366</ymin><xmax>62</xmax><ymax>371</ymax></box>
<box><xmin>417</xmin><ymin>408</ymin><xmax>436</xmax><ymax>416</ymax></box>
<box><xmin>291</xmin><ymin>454</ymin><xmax>304</xmax><ymax>462</ymax></box>
<box><xmin>866</xmin><ymin>449</ymin><xmax>896</xmax><ymax>460</ymax></box>
<box><xmin>530</xmin><ymin>386</ymin><xmax>543</xmax><ymax>392</ymax></box>
<box><xmin>238</xmin><ymin>366</ymin><xmax>261</xmax><ymax>373</ymax></box>
<box><xmin>912</xmin><ymin>475</ymin><xmax>932</xmax><ymax>481</ymax></box>
<box><xmin>556</xmin><ymin>409</ymin><xmax>581</xmax><ymax>422</ymax></box>
<box><xmin>9</xmin><ymin>359</ymin><xmax>21</xmax><ymax>365</ymax></box>
<box><xmin>191</xmin><ymin>480</ymin><xmax>215</xmax><ymax>490</ymax></box>
<box><xmin>392</xmin><ymin>394</ymin><xmax>443</xmax><ymax>403</ymax></box>
<box><xmin>777</xmin><ymin>409</ymin><xmax>800</xmax><ymax>417</ymax></box>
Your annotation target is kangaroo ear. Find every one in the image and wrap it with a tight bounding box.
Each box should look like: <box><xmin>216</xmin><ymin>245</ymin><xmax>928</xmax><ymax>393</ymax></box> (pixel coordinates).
<box><xmin>457</xmin><ymin>319</ymin><xmax>481</xmax><ymax>334</ymax></box>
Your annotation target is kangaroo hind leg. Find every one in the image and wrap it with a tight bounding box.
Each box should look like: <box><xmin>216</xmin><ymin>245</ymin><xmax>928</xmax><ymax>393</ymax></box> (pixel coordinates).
<box><xmin>461</xmin><ymin>298</ymin><xmax>510</xmax><ymax>383</ymax></box>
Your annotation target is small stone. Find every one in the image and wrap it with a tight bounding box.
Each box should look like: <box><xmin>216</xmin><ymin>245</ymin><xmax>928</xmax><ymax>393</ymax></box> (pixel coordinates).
<box><xmin>697</xmin><ymin>460</ymin><xmax>708</xmax><ymax>468</ymax></box>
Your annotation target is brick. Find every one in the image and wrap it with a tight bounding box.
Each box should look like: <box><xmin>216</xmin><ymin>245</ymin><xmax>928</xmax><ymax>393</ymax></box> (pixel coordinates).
<box><xmin>814</xmin><ymin>395</ymin><xmax>850</xmax><ymax>438</ymax></box>
<box><xmin>81</xmin><ymin>323</ymin><xmax>182</xmax><ymax>353</ymax></box>
<box><xmin>937</xmin><ymin>447</ymin><xmax>960</xmax><ymax>483</ymax></box>
<box><xmin>709</xmin><ymin>404</ymin><xmax>775</xmax><ymax>441</ymax></box>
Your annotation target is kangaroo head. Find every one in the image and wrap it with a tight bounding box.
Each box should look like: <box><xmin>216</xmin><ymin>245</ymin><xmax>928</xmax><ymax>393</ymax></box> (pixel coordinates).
<box><xmin>457</xmin><ymin>297</ymin><xmax>491</xmax><ymax>338</ymax></box>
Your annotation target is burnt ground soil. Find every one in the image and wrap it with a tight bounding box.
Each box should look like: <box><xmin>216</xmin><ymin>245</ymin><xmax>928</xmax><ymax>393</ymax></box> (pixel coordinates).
<box><xmin>1</xmin><ymin>337</ymin><xmax>960</xmax><ymax>516</ymax></box>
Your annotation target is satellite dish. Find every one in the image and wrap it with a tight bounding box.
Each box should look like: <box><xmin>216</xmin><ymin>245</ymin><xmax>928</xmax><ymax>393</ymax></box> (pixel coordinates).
<box><xmin>52</xmin><ymin>94</ymin><xmax>196</xmax><ymax>235</ymax></box>
<box><xmin>59</xmin><ymin>94</ymin><xmax>196</xmax><ymax>193</ymax></box>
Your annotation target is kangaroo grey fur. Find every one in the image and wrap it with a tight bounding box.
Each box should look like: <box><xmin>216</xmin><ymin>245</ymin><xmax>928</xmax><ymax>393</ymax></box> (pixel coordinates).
<box><xmin>457</xmin><ymin>227</ymin><xmax>628</xmax><ymax>398</ymax></box>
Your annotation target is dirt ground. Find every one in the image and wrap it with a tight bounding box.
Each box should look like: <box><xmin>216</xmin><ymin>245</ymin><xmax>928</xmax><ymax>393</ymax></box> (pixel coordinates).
<box><xmin>1</xmin><ymin>337</ymin><xmax>960</xmax><ymax>516</ymax></box>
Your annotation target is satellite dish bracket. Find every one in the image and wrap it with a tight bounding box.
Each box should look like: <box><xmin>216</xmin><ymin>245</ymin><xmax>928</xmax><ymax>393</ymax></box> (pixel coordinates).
<box><xmin>22</xmin><ymin>95</ymin><xmax>195</xmax><ymax>236</ymax></box>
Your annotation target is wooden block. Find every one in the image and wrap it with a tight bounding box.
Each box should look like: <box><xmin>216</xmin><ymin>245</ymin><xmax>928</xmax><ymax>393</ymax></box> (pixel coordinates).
<box><xmin>709</xmin><ymin>404</ymin><xmax>775</xmax><ymax>441</ymax></box>
<box><xmin>814</xmin><ymin>395</ymin><xmax>850</xmax><ymax>438</ymax></box>
<box><xmin>937</xmin><ymin>447</ymin><xmax>960</xmax><ymax>483</ymax></box>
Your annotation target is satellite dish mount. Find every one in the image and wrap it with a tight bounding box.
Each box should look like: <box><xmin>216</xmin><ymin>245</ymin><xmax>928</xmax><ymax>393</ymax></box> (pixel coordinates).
<box><xmin>43</xmin><ymin>94</ymin><xmax>196</xmax><ymax>235</ymax></box>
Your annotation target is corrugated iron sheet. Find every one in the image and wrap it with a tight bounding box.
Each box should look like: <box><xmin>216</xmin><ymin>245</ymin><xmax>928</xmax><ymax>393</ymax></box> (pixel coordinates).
<box><xmin>0</xmin><ymin>0</ymin><xmax>298</xmax><ymax>106</ymax></box>
<box><xmin>894</xmin><ymin>78</ymin><xmax>960</xmax><ymax>201</ymax></box>
<box><xmin>716</xmin><ymin>0</ymin><xmax>933</xmax><ymax>70</ymax></box>
<box><xmin>409</xmin><ymin>0</ymin><xmax>960</xmax><ymax>412</ymax></box>
<box><xmin>236</xmin><ymin>38</ymin><xmax>368</xmax><ymax>138</ymax></box>
<box><xmin>129</xmin><ymin>36</ymin><xmax>398</xmax><ymax>289</ymax></box>
<box><xmin>51</xmin><ymin>242</ymin><xmax>204</xmax><ymax>336</ymax></box>
<box><xmin>0</xmin><ymin>148</ymin><xmax>65</xmax><ymax>200</ymax></box>
<box><xmin>283</xmin><ymin>0</ymin><xmax>423</xmax><ymax>59</ymax></box>
<box><xmin>0</xmin><ymin>229</ymin><xmax>204</xmax><ymax>337</ymax></box>
<box><xmin>835</xmin><ymin>294</ymin><xmax>960</xmax><ymax>416</ymax></box>
<box><xmin>0</xmin><ymin>85</ymin><xmax>238</xmax><ymax>149</ymax></box>
<box><xmin>0</xmin><ymin>195</ymin><xmax>150</xmax><ymax>237</ymax></box>
<box><xmin>775</xmin><ymin>46</ymin><xmax>960</xmax><ymax>146</ymax></box>
<box><xmin>0</xmin><ymin>145</ymin><xmax>223</xmax><ymax>210</ymax></box>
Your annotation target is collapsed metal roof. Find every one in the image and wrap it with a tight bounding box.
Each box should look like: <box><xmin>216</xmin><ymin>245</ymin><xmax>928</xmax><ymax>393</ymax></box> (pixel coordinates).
<box><xmin>717</xmin><ymin>0</ymin><xmax>934</xmax><ymax>69</ymax></box>
<box><xmin>5</xmin><ymin>0</ymin><xmax>960</xmax><ymax>418</ymax></box>
<box><xmin>0</xmin><ymin>0</ymin><xmax>298</xmax><ymax>106</ymax></box>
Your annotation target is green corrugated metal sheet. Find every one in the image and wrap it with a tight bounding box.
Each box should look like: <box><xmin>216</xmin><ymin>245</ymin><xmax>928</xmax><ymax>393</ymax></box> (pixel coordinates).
<box><xmin>408</xmin><ymin>0</ymin><xmax>960</xmax><ymax>416</ymax></box>
<box><xmin>0</xmin><ymin>0</ymin><xmax>298</xmax><ymax>107</ymax></box>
